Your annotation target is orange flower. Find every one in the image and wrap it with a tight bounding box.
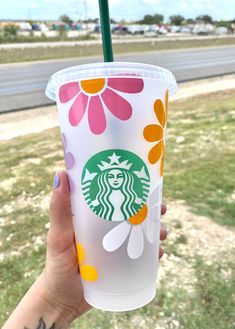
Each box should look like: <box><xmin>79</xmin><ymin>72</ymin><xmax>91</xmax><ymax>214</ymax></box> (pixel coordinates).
<box><xmin>143</xmin><ymin>90</ymin><xmax>168</xmax><ymax>176</ymax></box>
<box><xmin>76</xmin><ymin>243</ymin><xmax>98</xmax><ymax>282</ymax></box>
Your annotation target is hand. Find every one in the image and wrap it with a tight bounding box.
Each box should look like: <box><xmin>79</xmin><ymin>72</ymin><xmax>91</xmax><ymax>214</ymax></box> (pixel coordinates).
<box><xmin>41</xmin><ymin>171</ymin><xmax>168</xmax><ymax>320</ymax></box>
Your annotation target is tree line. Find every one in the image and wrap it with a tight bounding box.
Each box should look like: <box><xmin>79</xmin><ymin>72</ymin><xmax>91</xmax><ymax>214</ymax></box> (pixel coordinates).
<box><xmin>136</xmin><ymin>14</ymin><xmax>234</xmax><ymax>27</ymax></box>
<box><xmin>59</xmin><ymin>13</ymin><xmax>235</xmax><ymax>29</ymax></box>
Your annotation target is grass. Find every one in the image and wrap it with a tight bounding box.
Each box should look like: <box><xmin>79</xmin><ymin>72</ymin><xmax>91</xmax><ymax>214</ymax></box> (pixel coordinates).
<box><xmin>0</xmin><ymin>247</ymin><xmax>45</xmax><ymax>321</ymax></box>
<box><xmin>165</xmin><ymin>91</ymin><xmax>235</xmax><ymax>226</ymax></box>
<box><xmin>0</xmin><ymin>33</ymin><xmax>95</xmax><ymax>44</ymax></box>
<box><xmin>152</xmin><ymin>256</ymin><xmax>235</xmax><ymax>329</ymax></box>
<box><xmin>0</xmin><ymin>36</ymin><xmax>235</xmax><ymax>64</ymax></box>
<box><xmin>0</xmin><ymin>90</ymin><xmax>234</xmax><ymax>328</ymax></box>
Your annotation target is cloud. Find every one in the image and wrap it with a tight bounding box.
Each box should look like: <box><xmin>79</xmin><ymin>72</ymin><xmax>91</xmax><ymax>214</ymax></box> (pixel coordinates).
<box><xmin>179</xmin><ymin>0</ymin><xmax>214</xmax><ymax>11</ymax></box>
<box><xmin>30</xmin><ymin>2</ymin><xmax>40</xmax><ymax>8</ymax></box>
<box><xmin>2</xmin><ymin>0</ymin><xmax>234</xmax><ymax>21</ymax></box>
<box><xmin>141</xmin><ymin>0</ymin><xmax>161</xmax><ymax>4</ymax></box>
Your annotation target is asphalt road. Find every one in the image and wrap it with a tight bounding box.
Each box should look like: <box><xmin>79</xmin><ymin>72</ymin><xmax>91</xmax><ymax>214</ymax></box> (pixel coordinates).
<box><xmin>1</xmin><ymin>45</ymin><xmax>235</xmax><ymax>113</ymax></box>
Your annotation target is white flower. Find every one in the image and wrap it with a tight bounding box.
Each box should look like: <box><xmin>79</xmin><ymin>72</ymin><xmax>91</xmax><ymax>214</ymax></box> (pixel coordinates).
<box><xmin>102</xmin><ymin>183</ymin><xmax>162</xmax><ymax>259</ymax></box>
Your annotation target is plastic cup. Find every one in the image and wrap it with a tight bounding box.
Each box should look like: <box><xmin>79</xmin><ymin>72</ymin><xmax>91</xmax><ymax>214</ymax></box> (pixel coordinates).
<box><xmin>46</xmin><ymin>62</ymin><xmax>177</xmax><ymax>312</ymax></box>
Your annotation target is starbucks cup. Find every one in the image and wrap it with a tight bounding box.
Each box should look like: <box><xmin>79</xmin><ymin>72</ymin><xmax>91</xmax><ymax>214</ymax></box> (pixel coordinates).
<box><xmin>45</xmin><ymin>62</ymin><xmax>177</xmax><ymax>312</ymax></box>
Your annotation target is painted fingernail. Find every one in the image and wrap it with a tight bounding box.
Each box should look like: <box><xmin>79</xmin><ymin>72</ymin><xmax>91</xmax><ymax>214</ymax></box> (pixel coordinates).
<box><xmin>53</xmin><ymin>173</ymin><xmax>60</xmax><ymax>189</ymax></box>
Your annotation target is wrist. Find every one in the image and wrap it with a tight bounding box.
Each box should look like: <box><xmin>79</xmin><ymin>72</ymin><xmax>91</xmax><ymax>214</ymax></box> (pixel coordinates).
<box><xmin>2</xmin><ymin>273</ymin><xmax>76</xmax><ymax>329</ymax></box>
<box><xmin>37</xmin><ymin>273</ymin><xmax>77</xmax><ymax>326</ymax></box>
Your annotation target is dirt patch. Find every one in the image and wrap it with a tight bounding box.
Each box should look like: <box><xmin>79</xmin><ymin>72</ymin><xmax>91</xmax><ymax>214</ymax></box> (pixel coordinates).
<box><xmin>172</xmin><ymin>74</ymin><xmax>235</xmax><ymax>101</ymax></box>
<box><xmin>0</xmin><ymin>106</ymin><xmax>58</xmax><ymax>141</ymax></box>
<box><xmin>168</xmin><ymin>200</ymin><xmax>234</xmax><ymax>260</ymax></box>
<box><xmin>0</xmin><ymin>177</ymin><xmax>17</xmax><ymax>190</ymax></box>
<box><xmin>159</xmin><ymin>200</ymin><xmax>235</xmax><ymax>291</ymax></box>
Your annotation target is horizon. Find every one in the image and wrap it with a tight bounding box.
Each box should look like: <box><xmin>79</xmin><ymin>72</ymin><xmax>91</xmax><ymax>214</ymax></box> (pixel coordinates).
<box><xmin>0</xmin><ymin>16</ymin><xmax>234</xmax><ymax>24</ymax></box>
<box><xmin>0</xmin><ymin>0</ymin><xmax>235</xmax><ymax>22</ymax></box>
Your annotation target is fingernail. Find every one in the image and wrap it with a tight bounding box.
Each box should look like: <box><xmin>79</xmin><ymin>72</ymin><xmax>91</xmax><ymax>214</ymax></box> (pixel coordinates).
<box><xmin>163</xmin><ymin>227</ymin><xmax>168</xmax><ymax>238</ymax></box>
<box><xmin>53</xmin><ymin>173</ymin><xmax>60</xmax><ymax>189</ymax></box>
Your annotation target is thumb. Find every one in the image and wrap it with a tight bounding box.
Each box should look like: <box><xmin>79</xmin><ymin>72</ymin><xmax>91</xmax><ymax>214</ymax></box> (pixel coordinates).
<box><xmin>47</xmin><ymin>171</ymin><xmax>75</xmax><ymax>256</ymax></box>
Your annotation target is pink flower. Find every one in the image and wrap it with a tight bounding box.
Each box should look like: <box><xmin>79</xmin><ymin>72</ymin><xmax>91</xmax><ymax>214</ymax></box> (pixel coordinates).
<box><xmin>59</xmin><ymin>77</ymin><xmax>144</xmax><ymax>134</ymax></box>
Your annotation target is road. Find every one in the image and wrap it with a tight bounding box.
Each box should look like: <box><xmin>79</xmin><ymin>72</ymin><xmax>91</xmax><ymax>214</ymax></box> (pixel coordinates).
<box><xmin>1</xmin><ymin>45</ymin><xmax>235</xmax><ymax>113</ymax></box>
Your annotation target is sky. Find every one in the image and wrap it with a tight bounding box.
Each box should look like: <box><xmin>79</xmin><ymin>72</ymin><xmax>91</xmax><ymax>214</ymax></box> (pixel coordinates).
<box><xmin>0</xmin><ymin>0</ymin><xmax>234</xmax><ymax>22</ymax></box>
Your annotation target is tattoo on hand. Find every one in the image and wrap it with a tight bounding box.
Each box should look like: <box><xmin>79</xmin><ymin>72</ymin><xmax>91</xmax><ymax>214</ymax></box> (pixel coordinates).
<box><xmin>24</xmin><ymin>317</ymin><xmax>56</xmax><ymax>329</ymax></box>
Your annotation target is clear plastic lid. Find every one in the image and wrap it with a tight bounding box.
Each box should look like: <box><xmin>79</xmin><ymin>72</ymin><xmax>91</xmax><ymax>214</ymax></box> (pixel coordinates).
<box><xmin>45</xmin><ymin>61</ymin><xmax>178</xmax><ymax>101</ymax></box>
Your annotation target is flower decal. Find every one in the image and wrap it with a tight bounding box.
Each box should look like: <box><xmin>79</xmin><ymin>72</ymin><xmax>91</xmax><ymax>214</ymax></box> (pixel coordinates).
<box><xmin>143</xmin><ymin>90</ymin><xmax>168</xmax><ymax>175</ymax></box>
<box><xmin>61</xmin><ymin>133</ymin><xmax>75</xmax><ymax>192</ymax></box>
<box><xmin>76</xmin><ymin>243</ymin><xmax>98</xmax><ymax>282</ymax></box>
<box><xmin>102</xmin><ymin>184</ymin><xmax>162</xmax><ymax>259</ymax></box>
<box><xmin>59</xmin><ymin>77</ymin><xmax>144</xmax><ymax>134</ymax></box>
<box><xmin>62</xmin><ymin>133</ymin><xmax>75</xmax><ymax>170</ymax></box>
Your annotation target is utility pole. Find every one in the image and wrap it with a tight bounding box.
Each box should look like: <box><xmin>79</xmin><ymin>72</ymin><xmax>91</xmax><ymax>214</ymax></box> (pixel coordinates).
<box><xmin>83</xmin><ymin>0</ymin><xmax>88</xmax><ymax>30</ymax></box>
<box><xmin>28</xmin><ymin>10</ymin><xmax>32</xmax><ymax>21</ymax></box>
<box><xmin>83</xmin><ymin>0</ymin><xmax>88</xmax><ymax>21</ymax></box>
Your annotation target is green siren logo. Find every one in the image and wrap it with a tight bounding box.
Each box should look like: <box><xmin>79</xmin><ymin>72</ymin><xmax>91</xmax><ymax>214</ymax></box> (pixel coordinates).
<box><xmin>81</xmin><ymin>149</ymin><xmax>150</xmax><ymax>221</ymax></box>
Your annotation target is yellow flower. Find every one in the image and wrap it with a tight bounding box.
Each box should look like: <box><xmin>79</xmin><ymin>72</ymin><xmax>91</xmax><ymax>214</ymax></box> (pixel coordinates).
<box><xmin>143</xmin><ymin>90</ymin><xmax>168</xmax><ymax>176</ymax></box>
<box><xmin>76</xmin><ymin>243</ymin><xmax>98</xmax><ymax>282</ymax></box>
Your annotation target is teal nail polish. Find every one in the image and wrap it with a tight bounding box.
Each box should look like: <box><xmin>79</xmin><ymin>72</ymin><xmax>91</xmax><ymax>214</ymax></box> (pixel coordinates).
<box><xmin>53</xmin><ymin>173</ymin><xmax>60</xmax><ymax>189</ymax></box>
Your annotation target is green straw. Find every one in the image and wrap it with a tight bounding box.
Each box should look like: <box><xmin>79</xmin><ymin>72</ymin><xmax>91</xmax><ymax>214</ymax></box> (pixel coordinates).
<box><xmin>98</xmin><ymin>0</ymin><xmax>114</xmax><ymax>62</ymax></box>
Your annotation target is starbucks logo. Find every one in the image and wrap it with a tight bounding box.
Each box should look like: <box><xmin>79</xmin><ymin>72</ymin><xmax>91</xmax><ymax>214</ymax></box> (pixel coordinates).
<box><xmin>81</xmin><ymin>149</ymin><xmax>150</xmax><ymax>221</ymax></box>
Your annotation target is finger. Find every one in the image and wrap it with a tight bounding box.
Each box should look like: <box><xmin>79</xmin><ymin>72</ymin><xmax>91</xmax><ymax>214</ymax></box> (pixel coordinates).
<box><xmin>48</xmin><ymin>171</ymin><xmax>74</xmax><ymax>253</ymax></box>
<box><xmin>50</xmin><ymin>171</ymin><xmax>73</xmax><ymax>232</ymax></box>
<box><xmin>73</xmin><ymin>233</ymin><xmax>81</xmax><ymax>274</ymax></box>
<box><xmin>159</xmin><ymin>246</ymin><xmax>164</xmax><ymax>259</ymax></box>
<box><xmin>160</xmin><ymin>226</ymin><xmax>167</xmax><ymax>241</ymax></box>
<box><xmin>161</xmin><ymin>203</ymin><xmax>167</xmax><ymax>216</ymax></box>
